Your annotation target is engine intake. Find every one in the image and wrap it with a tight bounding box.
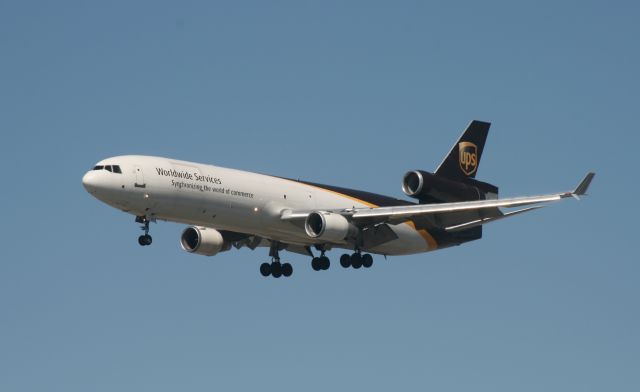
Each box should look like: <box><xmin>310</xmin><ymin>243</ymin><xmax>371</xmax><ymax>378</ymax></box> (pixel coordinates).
<box><xmin>305</xmin><ymin>212</ymin><xmax>357</xmax><ymax>243</ymax></box>
<box><xmin>402</xmin><ymin>170</ymin><xmax>496</xmax><ymax>203</ymax></box>
<box><xmin>180</xmin><ymin>226</ymin><xmax>230</xmax><ymax>256</ymax></box>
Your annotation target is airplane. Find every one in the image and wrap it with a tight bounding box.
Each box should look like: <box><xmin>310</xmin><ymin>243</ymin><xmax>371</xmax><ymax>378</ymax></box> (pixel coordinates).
<box><xmin>82</xmin><ymin>121</ymin><xmax>594</xmax><ymax>278</ymax></box>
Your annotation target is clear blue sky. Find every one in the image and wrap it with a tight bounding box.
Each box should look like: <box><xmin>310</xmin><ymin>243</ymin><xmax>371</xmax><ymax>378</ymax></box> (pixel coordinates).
<box><xmin>1</xmin><ymin>1</ymin><xmax>637</xmax><ymax>391</ymax></box>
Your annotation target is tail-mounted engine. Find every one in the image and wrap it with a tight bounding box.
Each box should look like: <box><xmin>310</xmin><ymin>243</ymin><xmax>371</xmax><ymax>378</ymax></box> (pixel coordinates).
<box><xmin>180</xmin><ymin>226</ymin><xmax>231</xmax><ymax>256</ymax></box>
<box><xmin>402</xmin><ymin>170</ymin><xmax>498</xmax><ymax>203</ymax></box>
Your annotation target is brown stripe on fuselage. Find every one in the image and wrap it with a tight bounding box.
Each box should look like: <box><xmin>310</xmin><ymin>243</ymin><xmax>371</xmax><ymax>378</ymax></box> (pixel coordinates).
<box><xmin>404</xmin><ymin>221</ymin><xmax>438</xmax><ymax>250</ymax></box>
<box><xmin>297</xmin><ymin>179</ymin><xmax>415</xmax><ymax>208</ymax></box>
<box><xmin>281</xmin><ymin>178</ymin><xmax>439</xmax><ymax>249</ymax></box>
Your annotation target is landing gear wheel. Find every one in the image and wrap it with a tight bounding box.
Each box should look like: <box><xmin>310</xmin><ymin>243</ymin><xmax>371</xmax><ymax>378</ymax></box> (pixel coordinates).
<box><xmin>282</xmin><ymin>263</ymin><xmax>293</xmax><ymax>277</ymax></box>
<box><xmin>260</xmin><ymin>262</ymin><xmax>271</xmax><ymax>277</ymax></box>
<box><xmin>138</xmin><ymin>234</ymin><xmax>152</xmax><ymax>246</ymax></box>
<box><xmin>362</xmin><ymin>254</ymin><xmax>373</xmax><ymax>268</ymax></box>
<box><xmin>312</xmin><ymin>255</ymin><xmax>330</xmax><ymax>271</ymax></box>
<box><xmin>271</xmin><ymin>262</ymin><xmax>282</xmax><ymax>278</ymax></box>
<box><xmin>340</xmin><ymin>254</ymin><xmax>351</xmax><ymax>268</ymax></box>
<box><xmin>351</xmin><ymin>253</ymin><xmax>363</xmax><ymax>269</ymax></box>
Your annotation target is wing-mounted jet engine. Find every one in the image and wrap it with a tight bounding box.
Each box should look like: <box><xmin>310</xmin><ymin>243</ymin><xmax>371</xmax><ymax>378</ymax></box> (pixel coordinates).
<box><xmin>180</xmin><ymin>227</ymin><xmax>232</xmax><ymax>256</ymax></box>
<box><xmin>304</xmin><ymin>211</ymin><xmax>359</xmax><ymax>243</ymax></box>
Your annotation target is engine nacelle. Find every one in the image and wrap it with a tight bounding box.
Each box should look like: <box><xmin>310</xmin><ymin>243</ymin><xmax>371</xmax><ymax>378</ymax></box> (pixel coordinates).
<box><xmin>180</xmin><ymin>226</ymin><xmax>230</xmax><ymax>256</ymax></box>
<box><xmin>305</xmin><ymin>212</ymin><xmax>357</xmax><ymax>243</ymax></box>
<box><xmin>402</xmin><ymin>170</ymin><xmax>489</xmax><ymax>203</ymax></box>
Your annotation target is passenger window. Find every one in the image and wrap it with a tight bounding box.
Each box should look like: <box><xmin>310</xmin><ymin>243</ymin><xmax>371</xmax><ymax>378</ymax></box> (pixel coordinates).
<box><xmin>105</xmin><ymin>165</ymin><xmax>113</xmax><ymax>172</ymax></box>
<box><xmin>93</xmin><ymin>165</ymin><xmax>104</xmax><ymax>170</ymax></box>
<box><xmin>113</xmin><ymin>165</ymin><xmax>122</xmax><ymax>174</ymax></box>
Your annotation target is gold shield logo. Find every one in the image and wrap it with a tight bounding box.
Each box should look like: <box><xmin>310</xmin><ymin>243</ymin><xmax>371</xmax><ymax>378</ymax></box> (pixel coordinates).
<box><xmin>458</xmin><ymin>142</ymin><xmax>478</xmax><ymax>176</ymax></box>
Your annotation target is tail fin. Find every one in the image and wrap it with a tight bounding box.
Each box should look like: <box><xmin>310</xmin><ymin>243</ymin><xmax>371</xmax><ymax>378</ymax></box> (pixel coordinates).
<box><xmin>435</xmin><ymin>120</ymin><xmax>490</xmax><ymax>180</ymax></box>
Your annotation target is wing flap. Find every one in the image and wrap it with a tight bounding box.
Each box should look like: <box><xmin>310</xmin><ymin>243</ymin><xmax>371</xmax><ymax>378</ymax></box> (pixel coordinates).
<box><xmin>361</xmin><ymin>224</ymin><xmax>399</xmax><ymax>248</ymax></box>
<box><xmin>444</xmin><ymin>206</ymin><xmax>541</xmax><ymax>232</ymax></box>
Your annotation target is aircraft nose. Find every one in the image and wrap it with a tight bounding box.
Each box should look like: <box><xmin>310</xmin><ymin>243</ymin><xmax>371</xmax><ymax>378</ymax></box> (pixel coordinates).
<box><xmin>82</xmin><ymin>171</ymin><xmax>98</xmax><ymax>193</ymax></box>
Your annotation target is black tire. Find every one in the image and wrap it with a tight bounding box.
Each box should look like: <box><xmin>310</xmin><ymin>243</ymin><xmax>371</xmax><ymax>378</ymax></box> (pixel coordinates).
<box><xmin>362</xmin><ymin>254</ymin><xmax>373</xmax><ymax>268</ymax></box>
<box><xmin>320</xmin><ymin>256</ymin><xmax>330</xmax><ymax>270</ymax></box>
<box><xmin>351</xmin><ymin>253</ymin><xmax>363</xmax><ymax>269</ymax></box>
<box><xmin>340</xmin><ymin>254</ymin><xmax>351</xmax><ymax>268</ymax></box>
<box><xmin>144</xmin><ymin>235</ymin><xmax>152</xmax><ymax>245</ymax></box>
<box><xmin>260</xmin><ymin>262</ymin><xmax>271</xmax><ymax>277</ymax></box>
<box><xmin>271</xmin><ymin>262</ymin><xmax>282</xmax><ymax>278</ymax></box>
<box><xmin>311</xmin><ymin>257</ymin><xmax>320</xmax><ymax>271</ymax></box>
<box><xmin>138</xmin><ymin>235</ymin><xmax>147</xmax><ymax>246</ymax></box>
<box><xmin>282</xmin><ymin>263</ymin><xmax>293</xmax><ymax>277</ymax></box>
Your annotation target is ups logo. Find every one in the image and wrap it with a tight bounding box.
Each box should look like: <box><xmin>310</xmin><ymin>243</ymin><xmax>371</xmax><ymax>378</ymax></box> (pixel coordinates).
<box><xmin>458</xmin><ymin>142</ymin><xmax>478</xmax><ymax>176</ymax></box>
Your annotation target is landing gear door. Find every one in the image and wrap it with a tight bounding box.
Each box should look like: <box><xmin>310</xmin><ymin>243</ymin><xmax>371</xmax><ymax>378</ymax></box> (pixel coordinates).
<box><xmin>133</xmin><ymin>165</ymin><xmax>157</xmax><ymax>217</ymax></box>
<box><xmin>134</xmin><ymin>165</ymin><xmax>146</xmax><ymax>189</ymax></box>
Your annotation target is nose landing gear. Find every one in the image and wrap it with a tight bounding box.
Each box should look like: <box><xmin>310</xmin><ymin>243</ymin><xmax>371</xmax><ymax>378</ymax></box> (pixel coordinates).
<box><xmin>136</xmin><ymin>216</ymin><xmax>153</xmax><ymax>246</ymax></box>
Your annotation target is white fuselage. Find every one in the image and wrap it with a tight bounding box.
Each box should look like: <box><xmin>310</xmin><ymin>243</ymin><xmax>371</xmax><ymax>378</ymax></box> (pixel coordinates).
<box><xmin>82</xmin><ymin>155</ymin><xmax>432</xmax><ymax>255</ymax></box>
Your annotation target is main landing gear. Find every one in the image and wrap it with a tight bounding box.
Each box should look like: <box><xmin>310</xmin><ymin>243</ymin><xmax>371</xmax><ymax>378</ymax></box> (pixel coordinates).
<box><xmin>136</xmin><ymin>216</ymin><xmax>152</xmax><ymax>246</ymax></box>
<box><xmin>339</xmin><ymin>251</ymin><xmax>374</xmax><ymax>269</ymax></box>
<box><xmin>310</xmin><ymin>249</ymin><xmax>374</xmax><ymax>272</ymax></box>
<box><xmin>311</xmin><ymin>251</ymin><xmax>330</xmax><ymax>271</ymax></box>
<box><xmin>260</xmin><ymin>261</ymin><xmax>293</xmax><ymax>278</ymax></box>
<box><xmin>260</xmin><ymin>243</ymin><xmax>293</xmax><ymax>278</ymax></box>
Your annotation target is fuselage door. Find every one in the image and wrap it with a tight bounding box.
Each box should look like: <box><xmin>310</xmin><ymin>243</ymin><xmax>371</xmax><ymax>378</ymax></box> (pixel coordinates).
<box><xmin>134</xmin><ymin>165</ymin><xmax>146</xmax><ymax>188</ymax></box>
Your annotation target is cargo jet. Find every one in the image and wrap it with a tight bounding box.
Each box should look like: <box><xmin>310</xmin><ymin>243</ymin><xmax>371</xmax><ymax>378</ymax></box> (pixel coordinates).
<box><xmin>82</xmin><ymin>121</ymin><xmax>594</xmax><ymax>278</ymax></box>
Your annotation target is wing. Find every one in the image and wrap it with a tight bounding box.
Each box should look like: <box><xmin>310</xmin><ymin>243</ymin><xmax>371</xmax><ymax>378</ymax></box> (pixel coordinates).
<box><xmin>282</xmin><ymin>173</ymin><xmax>595</xmax><ymax>232</ymax></box>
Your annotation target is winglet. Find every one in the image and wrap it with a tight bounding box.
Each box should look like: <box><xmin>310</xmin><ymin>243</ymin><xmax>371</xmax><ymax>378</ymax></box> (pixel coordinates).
<box><xmin>573</xmin><ymin>172</ymin><xmax>595</xmax><ymax>197</ymax></box>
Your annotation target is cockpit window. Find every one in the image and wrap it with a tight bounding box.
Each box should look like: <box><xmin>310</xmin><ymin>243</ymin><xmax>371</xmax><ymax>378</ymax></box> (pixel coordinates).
<box><xmin>92</xmin><ymin>164</ymin><xmax>122</xmax><ymax>174</ymax></box>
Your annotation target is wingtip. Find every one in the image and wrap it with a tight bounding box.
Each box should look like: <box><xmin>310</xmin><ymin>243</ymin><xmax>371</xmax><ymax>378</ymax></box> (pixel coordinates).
<box><xmin>574</xmin><ymin>172</ymin><xmax>595</xmax><ymax>196</ymax></box>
